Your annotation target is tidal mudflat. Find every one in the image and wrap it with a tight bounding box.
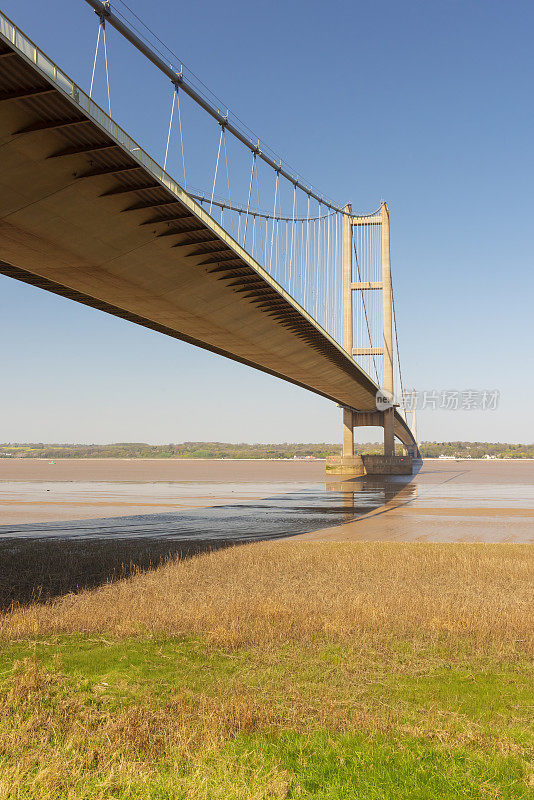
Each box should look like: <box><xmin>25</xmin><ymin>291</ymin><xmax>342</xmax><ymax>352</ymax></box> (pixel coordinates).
<box><xmin>301</xmin><ymin>459</ymin><xmax>534</xmax><ymax>544</ymax></box>
<box><xmin>0</xmin><ymin>459</ymin><xmax>532</xmax><ymax>607</ymax></box>
<box><xmin>0</xmin><ymin>458</ymin><xmax>325</xmax><ymax>524</ymax></box>
<box><xmin>0</xmin><ymin>457</ymin><xmax>532</xmax><ymax>541</ymax></box>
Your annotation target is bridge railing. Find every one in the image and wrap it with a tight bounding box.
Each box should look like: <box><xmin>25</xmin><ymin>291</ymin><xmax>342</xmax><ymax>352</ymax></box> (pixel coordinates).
<box><xmin>0</xmin><ymin>11</ymin><xmax>196</xmax><ymax>218</ymax></box>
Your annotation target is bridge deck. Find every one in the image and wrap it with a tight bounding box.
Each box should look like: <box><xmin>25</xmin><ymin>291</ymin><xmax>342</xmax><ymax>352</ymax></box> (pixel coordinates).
<box><xmin>0</xmin><ymin>13</ymin><xmax>415</xmax><ymax>447</ymax></box>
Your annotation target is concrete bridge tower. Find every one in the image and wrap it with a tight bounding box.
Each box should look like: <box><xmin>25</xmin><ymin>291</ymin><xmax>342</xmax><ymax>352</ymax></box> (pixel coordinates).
<box><xmin>329</xmin><ymin>202</ymin><xmax>413</xmax><ymax>477</ymax></box>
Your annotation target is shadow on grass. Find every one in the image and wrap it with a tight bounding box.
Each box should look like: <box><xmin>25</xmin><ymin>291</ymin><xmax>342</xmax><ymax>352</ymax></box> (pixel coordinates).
<box><xmin>0</xmin><ymin>537</ymin><xmax>235</xmax><ymax>610</ymax></box>
<box><xmin>0</xmin><ymin>467</ymin><xmax>422</xmax><ymax>610</ymax></box>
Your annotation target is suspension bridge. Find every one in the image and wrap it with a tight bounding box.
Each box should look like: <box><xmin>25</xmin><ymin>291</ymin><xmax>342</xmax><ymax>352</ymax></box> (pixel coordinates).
<box><xmin>0</xmin><ymin>3</ymin><xmax>418</xmax><ymax>474</ymax></box>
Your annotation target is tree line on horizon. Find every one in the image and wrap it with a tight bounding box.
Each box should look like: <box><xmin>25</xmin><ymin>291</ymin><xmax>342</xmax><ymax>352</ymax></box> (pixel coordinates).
<box><xmin>1</xmin><ymin>441</ymin><xmax>533</xmax><ymax>459</ymax></box>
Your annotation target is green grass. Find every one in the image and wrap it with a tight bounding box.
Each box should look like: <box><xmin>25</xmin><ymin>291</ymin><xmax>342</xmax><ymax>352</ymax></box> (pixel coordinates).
<box><xmin>0</xmin><ymin>635</ymin><xmax>532</xmax><ymax>798</ymax></box>
<box><xmin>219</xmin><ymin>732</ymin><xmax>531</xmax><ymax>799</ymax></box>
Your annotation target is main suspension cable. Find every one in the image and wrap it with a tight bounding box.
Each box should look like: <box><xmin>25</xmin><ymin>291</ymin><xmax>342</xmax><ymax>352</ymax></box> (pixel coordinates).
<box><xmin>84</xmin><ymin>0</ymin><xmax>344</xmax><ymax>214</ymax></box>
<box><xmin>186</xmin><ymin>192</ymin><xmax>336</xmax><ymax>222</ymax></box>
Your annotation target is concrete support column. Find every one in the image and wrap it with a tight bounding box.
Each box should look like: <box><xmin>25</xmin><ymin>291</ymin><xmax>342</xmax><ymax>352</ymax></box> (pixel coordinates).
<box><xmin>381</xmin><ymin>202</ymin><xmax>395</xmax><ymax>456</ymax></box>
<box><xmin>342</xmin><ymin>407</ymin><xmax>354</xmax><ymax>458</ymax></box>
<box><xmin>411</xmin><ymin>389</ymin><xmax>418</xmax><ymax>447</ymax></box>
<box><xmin>383</xmin><ymin>408</ymin><xmax>394</xmax><ymax>455</ymax></box>
<box><xmin>342</xmin><ymin>202</ymin><xmax>353</xmax><ymax>355</ymax></box>
<box><xmin>341</xmin><ymin>203</ymin><xmax>354</xmax><ymax>458</ymax></box>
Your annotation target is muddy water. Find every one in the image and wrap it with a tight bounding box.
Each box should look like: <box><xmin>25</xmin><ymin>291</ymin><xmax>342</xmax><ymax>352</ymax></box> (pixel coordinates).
<box><xmin>300</xmin><ymin>460</ymin><xmax>534</xmax><ymax>543</ymax></box>
<box><xmin>0</xmin><ymin>459</ymin><xmax>532</xmax><ymax>543</ymax></box>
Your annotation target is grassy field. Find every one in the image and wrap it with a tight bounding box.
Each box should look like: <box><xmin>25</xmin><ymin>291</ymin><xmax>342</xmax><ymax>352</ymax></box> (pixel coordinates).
<box><xmin>0</xmin><ymin>541</ymin><xmax>532</xmax><ymax>798</ymax></box>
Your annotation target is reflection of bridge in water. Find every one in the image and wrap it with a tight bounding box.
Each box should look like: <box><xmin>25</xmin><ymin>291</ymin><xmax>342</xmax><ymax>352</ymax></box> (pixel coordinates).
<box><xmin>327</xmin><ymin>474</ymin><xmax>419</xmax><ymax>514</ymax></box>
<box><xmin>0</xmin><ymin>6</ymin><xmax>417</xmax><ymax>462</ymax></box>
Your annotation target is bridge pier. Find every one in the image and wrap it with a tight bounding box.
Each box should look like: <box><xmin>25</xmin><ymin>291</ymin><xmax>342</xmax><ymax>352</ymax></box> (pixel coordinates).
<box><xmin>327</xmin><ymin>415</ymin><xmax>412</xmax><ymax>476</ymax></box>
<box><xmin>342</xmin><ymin>407</ymin><xmax>354</xmax><ymax>458</ymax></box>
<box><xmin>328</xmin><ymin>407</ymin><xmax>412</xmax><ymax>476</ymax></box>
<box><xmin>332</xmin><ymin>407</ymin><xmax>364</xmax><ymax>477</ymax></box>
<box><xmin>383</xmin><ymin>407</ymin><xmax>395</xmax><ymax>456</ymax></box>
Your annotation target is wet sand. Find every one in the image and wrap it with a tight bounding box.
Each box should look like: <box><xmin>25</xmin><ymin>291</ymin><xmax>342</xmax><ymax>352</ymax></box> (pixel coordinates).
<box><xmin>298</xmin><ymin>460</ymin><xmax>534</xmax><ymax>543</ymax></box>
<box><xmin>0</xmin><ymin>458</ymin><xmax>533</xmax><ymax>542</ymax></box>
<box><xmin>0</xmin><ymin>459</ymin><xmax>323</xmax><ymax>524</ymax></box>
<box><xmin>0</xmin><ymin>483</ymin><xmax>274</xmax><ymax>524</ymax></box>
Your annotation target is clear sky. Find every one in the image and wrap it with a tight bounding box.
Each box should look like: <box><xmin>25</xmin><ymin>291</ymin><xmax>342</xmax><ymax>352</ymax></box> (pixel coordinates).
<box><xmin>1</xmin><ymin>0</ymin><xmax>532</xmax><ymax>444</ymax></box>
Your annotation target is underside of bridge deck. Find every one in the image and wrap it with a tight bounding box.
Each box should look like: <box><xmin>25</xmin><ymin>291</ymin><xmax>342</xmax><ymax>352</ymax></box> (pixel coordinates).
<box><xmin>0</xmin><ymin>24</ymin><xmax>415</xmax><ymax>448</ymax></box>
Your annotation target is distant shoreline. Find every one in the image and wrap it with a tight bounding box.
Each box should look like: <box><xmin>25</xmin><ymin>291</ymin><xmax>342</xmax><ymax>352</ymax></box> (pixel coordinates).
<box><xmin>2</xmin><ymin>456</ymin><xmax>534</xmax><ymax>462</ymax></box>
<box><xmin>0</xmin><ymin>457</ymin><xmax>325</xmax><ymax>462</ymax></box>
<box><xmin>3</xmin><ymin>441</ymin><xmax>533</xmax><ymax>461</ymax></box>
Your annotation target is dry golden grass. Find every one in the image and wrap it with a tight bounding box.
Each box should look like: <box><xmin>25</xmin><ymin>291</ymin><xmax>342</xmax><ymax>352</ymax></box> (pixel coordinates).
<box><xmin>2</xmin><ymin>541</ymin><xmax>532</xmax><ymax>653</ymax></box>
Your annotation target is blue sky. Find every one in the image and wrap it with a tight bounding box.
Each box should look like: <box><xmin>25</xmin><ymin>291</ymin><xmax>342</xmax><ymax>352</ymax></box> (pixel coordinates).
<box><xmin>1</xmin><ymin>0</ymin><xmax>532</xmax><ymax>444</ymax></box>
